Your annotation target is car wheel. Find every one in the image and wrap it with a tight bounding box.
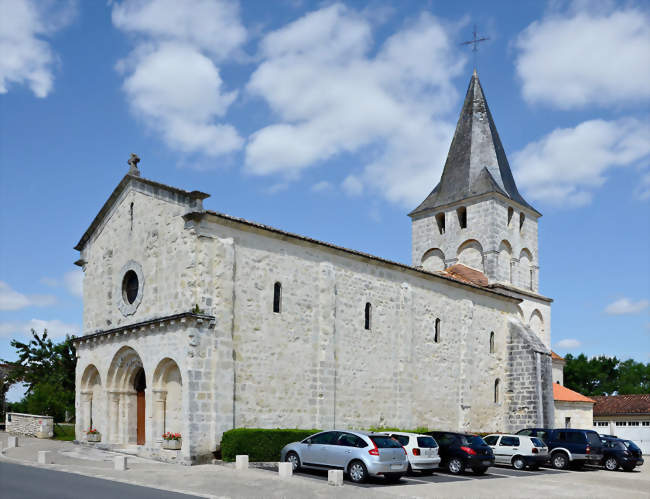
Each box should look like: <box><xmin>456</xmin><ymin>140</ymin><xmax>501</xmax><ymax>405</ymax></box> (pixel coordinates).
<box><xmin>348</xmin><ymin>460</ymin><xmax>368</xmax><ymax>483</ymax></box>
<box><xmin>472</xmin><ymin>466</ymin><xmax>487</xmax><ymax>475</ymax></box>
<box><xmin>512</xmin><ymin>456</ymin><xmax>526</xmax><ymax>470</ymax></box>
<box><xmin>384</xmin><ymin>473</ymin><xmax>402</xmax><ymax>483</ymax></box>
<box><xmin>285</xmin><ymin>451</ymin><xmax>301</xmax><ymax>471</ymax></box>
<box><xmin>604</xmin><ymin>457</ymin><xmax>618</xmax><ymax>471</ymax></box>
<box><xmin>551</xmin><ymin>452</ymin><xmax>569</xmax><ymax>470</ymax></box>
<box><xmin>448</xmin><ymin>457</ymin><xmax>465</xmax><ymax>474</ymax></box>
<box><xmin>421</xmin><ymin>468</ymin><xmax>435</xmax><ymax>476</ymax></box>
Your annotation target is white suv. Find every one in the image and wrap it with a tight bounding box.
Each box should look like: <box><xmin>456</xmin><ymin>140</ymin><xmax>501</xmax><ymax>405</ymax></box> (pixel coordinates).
<box><xmin>387</xmin><ymin>432</ymin><xmax>441</xmax><ymax>474</ymax></box>
<box><xmin>483</xmin><ymin>434</ymin><xmax>548</xmax><ymax>470</ymax></box>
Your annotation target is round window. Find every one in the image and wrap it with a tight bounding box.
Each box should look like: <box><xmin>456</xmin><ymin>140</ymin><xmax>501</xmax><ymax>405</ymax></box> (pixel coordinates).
<box><xmin>122</xmin><ymin>270</ymin><xmax>139</xmax><ymax>304</ymax></box>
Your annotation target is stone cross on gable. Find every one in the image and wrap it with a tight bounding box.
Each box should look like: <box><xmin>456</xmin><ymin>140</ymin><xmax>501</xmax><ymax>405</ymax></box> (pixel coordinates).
<box><xmin>128</xmin><ymin>153</ymin><xmax>141</xmax><ymax>176</ymax></box>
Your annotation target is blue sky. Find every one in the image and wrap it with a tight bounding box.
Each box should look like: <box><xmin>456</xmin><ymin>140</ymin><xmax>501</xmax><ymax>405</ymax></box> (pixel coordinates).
<box><xmin>1</xmin><ymin>0</ymin><xmax>649</xmax><ymax>400</ymax></box>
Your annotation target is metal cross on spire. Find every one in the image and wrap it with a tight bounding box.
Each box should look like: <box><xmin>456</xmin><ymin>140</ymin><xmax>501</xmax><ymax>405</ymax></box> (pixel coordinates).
<box><xmin>460</xmin><ymin>25</ymin><xmax>490</xmax><ymax>70</ymax></box>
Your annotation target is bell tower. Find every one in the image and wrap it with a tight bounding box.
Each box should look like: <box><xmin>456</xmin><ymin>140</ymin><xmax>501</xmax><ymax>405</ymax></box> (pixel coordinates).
<box><xmin>409</xmin><ymin>70</ymin><xmax>541</xmax><ymax>293</ymax></box>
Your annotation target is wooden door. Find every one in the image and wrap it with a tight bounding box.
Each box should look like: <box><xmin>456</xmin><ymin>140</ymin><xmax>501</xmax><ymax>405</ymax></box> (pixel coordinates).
<box><xmin>137</xmin><ymin>390</ymin><xmax>145</xmax><ymax>445</ymax></box>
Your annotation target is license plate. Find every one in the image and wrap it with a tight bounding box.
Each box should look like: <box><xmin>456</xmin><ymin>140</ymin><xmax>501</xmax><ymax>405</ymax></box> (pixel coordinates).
<box><xmin>482</xmin><ymin>460</ymin><xmax>491</xmax><ymax>466</ymax></box>
<box><xmin>390</xmin><ymin>464</ymin><xmax>402</xmax><ymax>470</ymax></box>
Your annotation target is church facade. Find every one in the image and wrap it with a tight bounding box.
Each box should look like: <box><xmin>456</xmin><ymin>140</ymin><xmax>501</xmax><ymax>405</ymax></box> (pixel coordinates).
<box><xmin>73</xmin><ymin>71</ymin><xmax>554</xmax><ymax>465</ymax></box>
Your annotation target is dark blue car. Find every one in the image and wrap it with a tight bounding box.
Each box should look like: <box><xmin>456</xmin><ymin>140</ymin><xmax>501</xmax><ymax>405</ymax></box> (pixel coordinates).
<box><xmin>516</xmin><ymin>428</ymin><xmax>603</xmax><ymax>470</ymax></box>
<box><xmin>600</xmin><ymin>436</ymin><xmax>644</xmax><ymax>471</ymax></box>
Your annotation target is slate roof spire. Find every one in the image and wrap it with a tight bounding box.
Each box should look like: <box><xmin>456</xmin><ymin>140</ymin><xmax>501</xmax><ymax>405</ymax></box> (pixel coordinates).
<box><xmin>409</xmin><ymin>71</ymin><xmax>538</xmax><ymax>217</ymax></box>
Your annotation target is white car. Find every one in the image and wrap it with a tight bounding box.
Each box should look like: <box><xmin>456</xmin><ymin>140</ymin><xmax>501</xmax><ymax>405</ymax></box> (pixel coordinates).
<box><xmin>483</xmin><ymin>434</ymin><xmax>549</xmax><ymax>470</ymax></box>
<box><xmin>387</xmin><ymin>432</ymin><xmax>441</xmax><ymax>474</ymax></box>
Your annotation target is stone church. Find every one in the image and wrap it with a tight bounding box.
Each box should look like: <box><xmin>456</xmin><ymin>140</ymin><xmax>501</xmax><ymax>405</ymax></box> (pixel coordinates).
<box><xmin>73</xmin><ymin>71</ymin><xmax>554</xmax><ymax>464</ymax></box>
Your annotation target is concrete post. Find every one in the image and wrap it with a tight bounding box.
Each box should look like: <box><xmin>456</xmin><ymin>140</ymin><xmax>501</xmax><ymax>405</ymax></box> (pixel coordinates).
<box><xmin>277</xmin><ymin>462</ymin><xmax>293</xmax><ymax>479</ymax></box>
<box><xmin>38</xmin><ymin>451</ymin><xmax>52</xmax><ymax>464</ymax></box>
<box><xmin>235</xmin><ymin>455</ymin><xmax>248</xmax><ymax>471</ymax></box>
<box><xmin>328</xmin><ymin>469</ymin><xmax>343</xmax><ymax>486</ymax></box>
<box><xmin>7</xmin><ymin>436</ymin><xmax>18</xmax><ymax>448</ymax></box>
<box><xmin>114</xmin><ymin>455</ymin><xmax>128</xmax><ymax>471</ymax></box>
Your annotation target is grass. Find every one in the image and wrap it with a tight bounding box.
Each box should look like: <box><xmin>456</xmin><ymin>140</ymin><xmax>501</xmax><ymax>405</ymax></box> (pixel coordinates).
<box><xmin>53</xmin><ymin>423</ymin><xmax>75</xmax><ymax>441</ymax></box>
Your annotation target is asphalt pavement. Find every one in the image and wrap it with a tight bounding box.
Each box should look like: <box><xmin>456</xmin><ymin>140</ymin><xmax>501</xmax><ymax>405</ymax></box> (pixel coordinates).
<box><xmin>0</xmin><ymin>461</ymin><xmax>201</xmax><ymax>499</ymax></box>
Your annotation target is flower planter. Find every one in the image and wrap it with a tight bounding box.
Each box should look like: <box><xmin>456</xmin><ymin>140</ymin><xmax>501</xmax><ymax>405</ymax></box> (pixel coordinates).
<box><xmin>163</xmin><ymin>439</ymin><xmax>181</xmax><ymax>450</ymax></box>
<box><xmin>87</xmin><ymin>433</ymin><xmax>101</xmax><ymax>443</ymax></box>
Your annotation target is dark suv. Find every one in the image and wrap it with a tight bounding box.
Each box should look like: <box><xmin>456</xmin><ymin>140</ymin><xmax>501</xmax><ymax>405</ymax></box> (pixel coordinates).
<box><xmin>427</xmin><ymin>431</ymin><xmax>495</xmax><ymax>475</ymax></box>
<box><xmin>600</xmin><ymin>435</ymin><xmax>644</xmax><ymax>472</ymax></box>
<box><xmin>517</xmin><ymin>428</ymin><xmax>603</xmax><ymax>470</ymax></box>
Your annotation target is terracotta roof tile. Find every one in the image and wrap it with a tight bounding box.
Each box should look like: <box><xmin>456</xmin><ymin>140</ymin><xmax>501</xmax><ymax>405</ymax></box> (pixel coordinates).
<box><xmin>553</xmin><ymin>383</ymin><xmax>595</xmax><ymax>403</ymax></box>
<box><xmin>441</xmin><ymin>264</ymin><xmax>488</xmax><ymax>287</ymax></box>
<box><xmin>592</xmin><ymin>394</ymin><xmax>650</xmax><ymax>416</ymax></box>
<box><xmin>551</xmin><ymin>351</ymin><xmax>564</xmax><ymax>361</ymax></box>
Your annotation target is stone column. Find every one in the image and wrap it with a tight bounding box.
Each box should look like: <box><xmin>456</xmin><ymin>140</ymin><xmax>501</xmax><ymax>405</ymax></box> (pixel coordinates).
<box><xmin>153</xmin><ymin>390</ymin><xmax>167</xmax><ymax>443</ymax></box>
<box><xmin>80</xmin><ymin>391</ymin><xmax>92</xmax><ymax>436</ymax></box>
<box><xmin>109</xmin><ymin>392</ymin><xmax>120</xmax><ymax>444</ymax></box>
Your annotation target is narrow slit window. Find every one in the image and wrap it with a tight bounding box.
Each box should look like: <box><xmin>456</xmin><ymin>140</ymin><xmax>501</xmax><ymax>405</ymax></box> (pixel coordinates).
<box><xmin>457</xmin><ymin>207</ymin><xmax>467</xmax><ymax>229</ymax></box>
<box><xmin>519</xmin><ymin>212</ymin><xmax>525</xmax><ymax>231</ymax></box>
<box><xmin>130</xmin><ymin>202</ymin><xmax>134</xmax><ymax>231</ymax></box>
<box><xmin>434</xmin><ymin>318</ymin><xmax>440</xmax><ymax>343</ymax></box>
<box><xmin>364</xmin><ymin>302</ymin><xmax>372</xmax><ymax>330</ymax></box>
<box><xmin>435</xmin><ymin>213</ymin><xmax>445</xmax><ymax>234</ymax></box>
<box><xmin>489</xmin><ymin>331</ymin><xmax>495</xmax><ymax>353</ymax></box>
<box><xmin>507</xmin><ymin>207</ymin><xmax>514</xmax><ymax>227</ymax></box>
<box><xmin>273</xmin><ymin>282</ymin><xmax>282</xmax><ymax>313</ymax></box>
<box><xmin>494</xmin><ymin>379</ymin><xmax>500</xmax><ymax>404</ymax></box>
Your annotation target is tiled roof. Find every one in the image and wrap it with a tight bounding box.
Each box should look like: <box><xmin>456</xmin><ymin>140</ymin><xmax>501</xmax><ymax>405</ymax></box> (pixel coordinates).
<box><xmin>551</xmin><ymin>351</ymin><xmax>565</xmax><ymax>361</ymax></box>
<box><xmin>592</xmin><ymin>394</ymin><xmax>650</xmax><ymax>416</ymax></box>
<box><xmin>441</xmin><ymin>264</ymin><xmax>488</xmax><ymax>287</ymax></box>
<box><xmin>553</xmin><ymin>383</ymin><xmax>595</xmax><ymax>403</ymax></box>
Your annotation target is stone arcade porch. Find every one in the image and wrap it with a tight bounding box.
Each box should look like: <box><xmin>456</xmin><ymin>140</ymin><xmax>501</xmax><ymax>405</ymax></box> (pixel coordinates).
<box><xmin>73</xmin><ymin>312</ymin><xmax>218</xmax><ymax>465</ymax></box>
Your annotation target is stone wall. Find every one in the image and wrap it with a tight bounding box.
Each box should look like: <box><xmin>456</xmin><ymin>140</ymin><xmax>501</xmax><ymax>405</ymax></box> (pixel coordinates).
<box><xmin>6</xmin><ymin>412</ymin><xmax>54</xmax><ymax>438</ymax></box>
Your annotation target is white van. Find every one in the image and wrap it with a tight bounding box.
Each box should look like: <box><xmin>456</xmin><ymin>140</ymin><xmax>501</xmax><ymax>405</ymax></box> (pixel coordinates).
<box><xmin>483</xmin><ymin>434</ymin><xmax>548</xmax><ymax>470</ymax></box>
<box><xmin>387</xmin><ymin>432</ymin><xmax>441</xmax><ymax>474</ymax></box>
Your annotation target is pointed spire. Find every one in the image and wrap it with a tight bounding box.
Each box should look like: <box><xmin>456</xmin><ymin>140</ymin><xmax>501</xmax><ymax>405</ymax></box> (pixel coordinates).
<box><xmin>410</xmin><ymin>72</ymin><xmax>538</xmax><ymax>217</ymax></box>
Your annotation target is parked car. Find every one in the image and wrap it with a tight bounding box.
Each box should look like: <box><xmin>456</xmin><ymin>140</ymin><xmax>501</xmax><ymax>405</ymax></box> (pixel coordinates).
<box><xmin>280</xmin><ymin>430</ymin><xmax>408</xmax><ymax>483</ymax></box>
<box><xmin>386</xmin><ymin>432</ymin><xmax>441</xmax><ymax>474</ymax></box>
<box><xmin>426</xmin><ymin>431</ymin><xmax>495</xmax><ymax>475</ymax></box>
<box><xmin>516</xmin><ymin>428</ymin><xmax>603</xmax><ymax>470</ymax></box>
<box><xmin>600</xmin><ymin>436</ymin><xmax>644</xmax><ymax>472</ymax></box>
<box><xmin>483</xmin><ymin>434</ymin><xmax>548</xmax><ymax>470</ymax></box>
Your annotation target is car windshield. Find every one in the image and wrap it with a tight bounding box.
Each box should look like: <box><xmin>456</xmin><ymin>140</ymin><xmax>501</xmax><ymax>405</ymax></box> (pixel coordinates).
<box><xmin>370</xmin><ymin>436</ymin><xmax>403</xmax><ymax>448</ymax></box>
<box><xmin>417</xmin><ymin>436</ymin><xmax>437</xmax><ymax>448</ymax></box>
<box><xmin>459</xmin><ymin>435</ymin><xmax>486</xmax><ymax>446</ymax></box>
<box><xmin>531</xmin><ymin>437</ymin><xmax>544</xmax><ymax>447</ymax></box>
<box><xmin>624</xmin><ymin>440</ymin><xmax>641</xmax><ymax>451</ymax></box>
<box><xmin>586</xmin><ymin>432</ymin><xmax>602</xmax><ymax>447</ymax></box>
<box><xmin>517</xmin><ymin>429</ymin><xmax>532</xmax><ymax>436</ymax></box>
<box><xmin>392</xmin><ymin>435</ymin><xmax>409</xmax><ymax>446</ymax></box>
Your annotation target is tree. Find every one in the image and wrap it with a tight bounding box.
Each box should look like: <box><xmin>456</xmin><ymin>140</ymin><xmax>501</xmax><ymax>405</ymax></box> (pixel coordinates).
<box><xmin>2</xmin><ymin>329</ymin><xmax>76</xmax><ymax>421</ymax></box>
<box><xmin>564</xmin><ymin>353</ymin><xmax>650</xmax><ymax>396</ymax></box>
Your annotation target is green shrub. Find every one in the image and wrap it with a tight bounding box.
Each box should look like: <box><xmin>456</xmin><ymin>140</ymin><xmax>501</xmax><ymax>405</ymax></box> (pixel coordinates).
<box><xmin>53</xmin><ymin>423</ymin><xmax>75</xmax><ymax>441</ymax></box>
<box><xmin>220</xmin><ymin>428</ymin><xmax>320</xmax><ymax>462</ymax></box>
<box><xmin>368</xmin><ymin>426</ymin><xmax>431</xmax><ymax>434</ymax></box>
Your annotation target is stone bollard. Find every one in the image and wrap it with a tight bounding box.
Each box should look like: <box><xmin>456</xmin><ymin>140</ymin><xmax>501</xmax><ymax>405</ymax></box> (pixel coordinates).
<box><xmin>7</xmin><ymin>436</ymin><xmax>18</xmax><ymax>448</ymax></box>
<box><xmin>38</xmin><ymin>451</ymin><xmax>52</xmax><ymax>464</ymax></box>
<box><xmin>235</xmin><ymin>455</ymin><xmax>249</xmax><ymax>471</ymax></box>
<box><xmin>114</xmin><ymin>456</ymin><xmax>128</xmax><ymax>471</ymax></box>
<box><xmin>278</xmin><ymin>462</ymin><xmax>293</xmax><ymax>479</ymax></box>
<box><xmin>328</xmin><ymin>469</ymin><xmax>344</xmax><ymax>486</ymax></box>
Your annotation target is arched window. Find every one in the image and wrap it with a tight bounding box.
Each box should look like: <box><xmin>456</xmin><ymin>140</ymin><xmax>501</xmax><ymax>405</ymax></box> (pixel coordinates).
<box><xmin>494</xmin><ymin>378</ymin><xmax>500</xmax><ymax>404</ymax></box>
<box><xmin>435</xmin><ymin>213</ymin><xmax>445</xmax><ymax>234</ymax></box>
<box><xmin>519</xmin><ymin>212</ymin><xmax>525</xmax><ymax>231</ymax></box>
<box><xmin>507</xmin><ymin>207</ymin><xmax>513</xmax><ymax>227</ymax></box>
<box><xmin>457</xmin><ymin>206</ymin><xmax>467</xmax><ymax>229</ymax></box>
<box><xmin>130</xmin><ymin>202</ymin><xmax>134</xmax><ymax>231</ymax></box>
<box><xmin>489</xmin><ymin>331</ymin><xmax>495</xmax><ymax>353</ymax></box>
<box><xmin>364</xmin><ymin>302</ymin><xmax>372</xmax><ymax>330</ymax></box>
<box><xmin>434</xmin><ymin>318</ymin><xmax>440</xmax><ymax>343</ymax></box>
<box><xmin>273</xmin><ymin>282</ymin><xmax>282</xmax><ymax>313</ymax></box>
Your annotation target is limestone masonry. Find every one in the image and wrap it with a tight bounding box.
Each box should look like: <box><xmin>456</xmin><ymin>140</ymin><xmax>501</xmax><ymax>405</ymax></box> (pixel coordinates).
<box><xmin>73</xmin><ymin>71</ymin><xmax>554</xmax><ymax>464</ymax></box>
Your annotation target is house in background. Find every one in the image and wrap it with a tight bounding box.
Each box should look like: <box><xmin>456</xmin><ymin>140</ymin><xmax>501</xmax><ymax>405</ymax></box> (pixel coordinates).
<box><xmin>592</xmin><ymin>394</ymin><xmax>650</xmax><ymax>454</ymax></box>
<box><xmin>551</xmin><ymin>351</ymin><xmax>595</xmax><ymax>429</ymax></box>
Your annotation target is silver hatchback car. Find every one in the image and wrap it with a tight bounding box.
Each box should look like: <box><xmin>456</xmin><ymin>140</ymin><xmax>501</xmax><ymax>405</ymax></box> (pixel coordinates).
<box><xmin>280</xmin><ymin>430</ymin><xmax>408</xmax><ymax>483</ymax></box>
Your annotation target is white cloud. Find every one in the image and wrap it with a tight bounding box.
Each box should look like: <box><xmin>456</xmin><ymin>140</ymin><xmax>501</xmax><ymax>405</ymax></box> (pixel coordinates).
<box><xmin>515</xmin><ymin>5</ymin><xmax>650</xmax><ymax>109</ymax></box>
<box><xmin>0</xmin><ymin>0</ymin><xmax>75</xmax><ymax>97</ymax></box>
<box><xmin>605</xmin><ymin>297</ymin><xmax>649</xmax><ymax>316</ymax></box>
<box><xmin>63</xmin><ymin>269</ymin><xmax>83</xmax><ymax>298</ymax></box>
<box><xmin>555</xmin><ymin>338</ymin><xmax>581</xmax><ymax>349</ymax></box>
<box><xmin>342</xmin><ymin>175</ymin><xmax>363</xmax><ymax>197</ymax></box>
<box><xmin>636</xmin><ymin>171</ymin><xmax>650</xmax><ymax>201</ymax></box>
<box><xmin>0</xmin><ymin>281</ymin><xmax>56</xmax><ymax>310</ymax></box>
<box><xmin>245</xmin><ymin>4</ymin><xmax>465</xmax><ymax>206</ymax></box>
<box><xmin>112</xmin><ymin>0</ymin><xmax>245</xmax><ymax>157</ymax></box>
<box><xmin>513</xmin><ymin>118</ymin><xmax>650</xmax><ymax>205</ymax></box>
<box><xmin>40</xmin><ymin>277</ymin><xmax>59</xmax><ymax>287</ymax></box>
<box><xmin>311</xmin><ymin>181</ymin><xmax>332</xmax><ymax>192</ymax></box>
<box><xmin>0</xmin><ymin>319</ymin><xmax>78</xmax><ymax>339</ymax></box>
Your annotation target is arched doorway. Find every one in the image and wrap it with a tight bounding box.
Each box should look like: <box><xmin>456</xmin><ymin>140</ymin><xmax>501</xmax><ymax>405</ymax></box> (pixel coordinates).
<box><xmin>134</xmin><ymin>367</ymin><xmax>146</xmax><ymax>445</ymax></box>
